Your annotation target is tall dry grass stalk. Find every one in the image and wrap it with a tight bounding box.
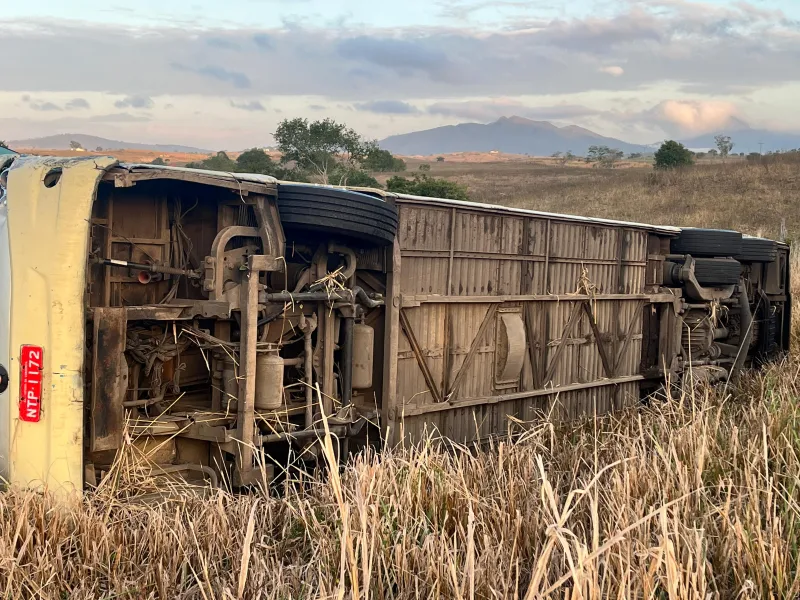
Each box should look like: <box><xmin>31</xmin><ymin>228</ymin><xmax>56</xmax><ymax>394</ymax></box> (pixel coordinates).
<box><xmin>2</xmin><ymin>358</ymin><xmax>800</xmax><ymax>598</ymax></box>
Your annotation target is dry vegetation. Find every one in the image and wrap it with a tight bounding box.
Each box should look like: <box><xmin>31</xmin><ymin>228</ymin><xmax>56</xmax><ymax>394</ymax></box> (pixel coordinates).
<box><xmin>412</xmin><ymin>155</ymin><xmax>799</xmax><ymax>240</ymax></box>
<box><xmin>2</xmin><ymin>158</ymin><xmax>800</xmax><ymax>599</ymax></box>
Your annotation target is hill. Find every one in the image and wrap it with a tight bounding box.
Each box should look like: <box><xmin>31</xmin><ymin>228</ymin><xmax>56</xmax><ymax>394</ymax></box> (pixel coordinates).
<box><xmin>8</xmin><ymin>134</ymin><xmax>207</xmax><ymax>153</ymax></box>
<box><xmin>379</xmin><ymin>116</ymin><xmax>647</xmax><ymax>156</ymax></box>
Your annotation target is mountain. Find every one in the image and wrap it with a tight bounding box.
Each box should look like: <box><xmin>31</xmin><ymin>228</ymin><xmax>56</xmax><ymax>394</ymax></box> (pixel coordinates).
<box><xmin>380</xmin><ymin>116</ymin><xmax>648</xmax><ymax>156</ymax></box>
<box><xmin>9</xmin><ymin>134</ymin><xmax>207</xmax><ymax>153</ymax></box>
<box><xmin>679</xmin><ymin>128</ymin><xmax>800</xmax><ymax>153</ymax></box>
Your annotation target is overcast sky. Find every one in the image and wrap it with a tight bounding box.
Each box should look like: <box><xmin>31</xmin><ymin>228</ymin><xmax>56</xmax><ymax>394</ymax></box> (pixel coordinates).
<box><xmin>3</xmin><ymin>0</ymin><xmax>800</xmax><ymax>149</ymax></box>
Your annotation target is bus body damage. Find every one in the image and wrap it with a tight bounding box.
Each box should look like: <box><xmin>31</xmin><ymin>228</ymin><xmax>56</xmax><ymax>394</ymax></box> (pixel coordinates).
<box><xmin>0</xmin><ymin>157</ymin><xmax>790</xmax><ymax>492</ymax></box>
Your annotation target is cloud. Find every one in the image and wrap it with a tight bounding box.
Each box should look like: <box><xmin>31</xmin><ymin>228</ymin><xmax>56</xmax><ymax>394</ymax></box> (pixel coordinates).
<box><xmin>23</xmin><ymin>96</ymin><xmax>91</xmax><ymax>111</ymax></box>
<box><xmin>354</xmin><ymin>100</ymin><xmax>420</xmax><ymax>114</ymax></box>
<box><xmin>337</xmin><ymin>37</ymin><xmax>453</xmax><ymax>80</ymax></box>
<box><xmin>30</xmin><ymin>101</ymin><xmax>62</xmax><ymax>112</ymax></box>
<box><xmin>207</xmin><ymin>37</ymin><xmax>240</xmax><ymax>50</ymax></box>
<box><xmin>172</xmin><ymin>63</ymin><xmax>252</xmax><ymax>89</ymax></box>
<box><xmin>230</xmin><ymin>100</ymin><xmax>266</xmax><ymax>111</ymax></box>
<box><xmin>89</xmin><ymin>112</ymin><xmax>151</xmax><ymax>123</ymax></box>
<box><xmin>253</xmin><ymin>33</ymin><xmax>273</xmax><ymax>50</ymax></box>
<box><xmin>427</xmin><ymin>99</ymin><xmax>602</xmax><ymax>122</ymax></box>
<box><xmin>309</xmin><ymin>104</ymin><xmax>327</xmax><ymax>110</ymax></box>
<box><xmin>645</xmin><ymin>99</ymin><xmax>742</xmax><ymax>135</ymax></box>
<box><xmin>114</xmin><ymin>95</ymin><xmax>154</xmax><ymax>109</ymax></box>
<box><xmin>65</xmin><ymin>97</ymin><xmax>90</xmax><ymax>110</ymax></box>
<box><xmin>599</xmin><ymin>66</ymin><xmax>624</xmax><ymax>77</ymax></box>
<box><xmin>0</xmin><ymin>2</ymin><xmax>798</xmax><ymax>107</ymax></box>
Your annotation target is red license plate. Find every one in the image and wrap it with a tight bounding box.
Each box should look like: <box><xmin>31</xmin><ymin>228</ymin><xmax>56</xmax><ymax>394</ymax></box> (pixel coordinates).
<box><xmin>19</xmin><ymin>345</ymin><xmax>43</xmax><ymax>423</ymax></box>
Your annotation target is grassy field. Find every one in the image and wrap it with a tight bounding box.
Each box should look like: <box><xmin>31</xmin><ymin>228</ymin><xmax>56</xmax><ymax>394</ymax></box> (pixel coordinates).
<box><xmin>394</xmin><ymin>155</ymin><xmax>799</xmax><ymax>240</ymax></box>
<box><xmin>2</xmin><ymin>157</ymin><xmax>800</xmax><ymax>599</ymax></box>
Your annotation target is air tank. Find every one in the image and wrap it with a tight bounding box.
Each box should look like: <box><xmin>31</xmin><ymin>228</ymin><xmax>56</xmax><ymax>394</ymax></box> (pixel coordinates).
<box><xmin>255</xmin><ymin>351</ymin><xmax>284</xmax><ymax>410</ymax></box>
<box><xmin>352</xmin><ymin>323</ymin><xmax>374</xmax><ymax>390</ymax></box>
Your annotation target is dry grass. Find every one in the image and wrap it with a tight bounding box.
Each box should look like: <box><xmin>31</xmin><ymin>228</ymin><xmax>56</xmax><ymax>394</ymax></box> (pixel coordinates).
<box><xmin>3</xmin><ymin>159</ymin><xmax>800</xmax><ymax>599</ymax></box>
<box><xmin>4</xmin><ymin>362</ymin><xmax>800</xmax><ymax>598</ymax></box>
<box><xmin>416</xmin><ymin>157</ymin><xmax>800</xmax><ymax>240</ymax></box>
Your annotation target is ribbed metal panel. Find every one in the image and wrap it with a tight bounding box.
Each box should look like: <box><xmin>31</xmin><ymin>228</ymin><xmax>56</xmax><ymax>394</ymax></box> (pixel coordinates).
<box><xmin>549</xmin><ymin>223</ymin><xmax>585</xmax><ymax>258</ymax></box>
<box><xmin>449</xmin><ymin>304</ymin><xmax>495</xmax><ymax>400</ymax></box>
<box><xmin>622</xmin><ymin>230</ymin><xmax>648</xmax><ymax>262</ymax></box>
<box><xmin>451</xmin><ymin>258</ymin><xmax>500</xmax><ymax>295</ymax></box>
<box><xmin>497</xmin><ymin>260</ymin><xmax>522</xmax><ymax>295</ymax></box>
<box><xmin>397</xmin><ymin>304</ymin><xmax>446</xmax><ymax>408</ymax></box>
<box><xmin>525</xmin><ymin>219</ymin><xmax>548</xmax><ymax>256</ymax></box>
<box><xmin>521</xmin><ymin>262</ymin><xmax>547</xmax><ymax>294</ymax></box>
<box><xmin>398</xmin><ymin>206</ymin><xmax>451</xmax><ymax>251</ymax></box>
<box><xmin>585</xmin><ymin>225</ymin><xmax>619</xmax><ymax>260</ymax></box>
<box><xmin>501</xmin><ymin>217</ymin><xmax>525</xmax><ymax>254</ymax></box>
<box><xmin>393</xmin><ymin>201</ymin><xmax>655</xmax><ymax>446</ymax></box>
<box><xmin>454</xmin><ymin>211</ymin><xmax>503</xmax><ymax>253</ymax></box>
<box><xmin>621</xmin><ymin>265</ymin><xmax>646</xmax><ymax>294</ymax></box>
<box><xmin>400</xmin><ymin>257</ymin><xmax>449</xmax><ymax>294</ymax></box>
<box><xmin>548</xmin><ymin>262</ymin><xmax>583</xmax><ymax>294</ymax></box>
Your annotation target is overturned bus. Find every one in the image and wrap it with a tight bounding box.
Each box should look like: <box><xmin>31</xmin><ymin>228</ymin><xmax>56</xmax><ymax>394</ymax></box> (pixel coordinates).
<box><xmin>0</xmin><ymin>155</ymin><xmax>791</xmax><ymax>491</ymax></box>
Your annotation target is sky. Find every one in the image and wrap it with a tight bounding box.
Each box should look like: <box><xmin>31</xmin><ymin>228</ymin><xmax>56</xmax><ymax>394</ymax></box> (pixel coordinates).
<box><xmin>3</xmin><ymin>0</ymin><xmax>800</xmax><ymax>150</ymax></box>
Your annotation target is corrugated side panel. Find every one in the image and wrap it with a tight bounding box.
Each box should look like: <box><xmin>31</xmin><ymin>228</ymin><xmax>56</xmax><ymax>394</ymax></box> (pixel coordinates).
<box><xmin>398</xmin><ymin>205</ymin><xmax>451</xmax><ymax>295</ymax></box>
<box><xmin>398</xmin><ymin>205</ymin><xmax>451</xmax><ymax>251</ymax></box>
<box><xmin>451</xmin><ymin>257</ymin><xmax>500</xmax><ymax>296</ymax></box>
<box><xmin>397</xmin><ymin>304</ymin><xmax>446</xmax><ymax>408</ymax></box>
<box><xmin>394</xmin><ymin>201</ymin><xmax>648</xmax><ymax>446</ymax></box>
<box><xmin>453</xmin><ymin>211</ymin><xmax>503</xmax><ymax>252</ymax></box>
<box><xmin>448</xmin><ymin>304</ymin><xmax>495</xmax><ymax>400</ymax></box>
<box><xmin>401</xmin><ymin>257</ymin><xmax>449</xmax><ymax>295</ymax></box>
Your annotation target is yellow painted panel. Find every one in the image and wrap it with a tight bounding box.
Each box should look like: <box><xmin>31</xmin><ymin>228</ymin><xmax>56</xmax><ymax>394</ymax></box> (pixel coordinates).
<box><xmin>3</xmin><ymin>156</ymin><xmax>116</xmax><ymax>493</ymax></box>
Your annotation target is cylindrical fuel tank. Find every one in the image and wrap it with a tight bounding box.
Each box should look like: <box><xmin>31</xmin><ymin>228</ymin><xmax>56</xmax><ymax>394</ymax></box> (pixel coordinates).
<box><xmin>255</xmin><ymin>351</ymin><xmax>284</xmax><ymax>410</ymax></box>
<box><xmin>352</xmin><ymin>323</ymin><xmax>374</xmax><ymax>390</ymax></box>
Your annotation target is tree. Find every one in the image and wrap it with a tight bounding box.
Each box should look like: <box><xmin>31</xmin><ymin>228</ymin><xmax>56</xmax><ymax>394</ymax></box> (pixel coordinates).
<box><xmin>363</xmin><ymin>148</ymin><xmax>406</xmax><ymax>172</ymax></box>
<box><xmin>386</xmin><ymin>173</ymin><xmax>469</xmax><ymax>200</ymax></box>
<box><xmin>714</xmin><ymin>134</ymin><xmax>734</xmax><ymax>159</ymax></box>
<box><xmin>236</xmin><ymin>148</ymin><xmax>279</xmax><ymax>175</ymax></box>
<box><xmin>0</xmin><ymin>141</ymin><xmax>10</xmax><ymax>149</ymax></box>
<box><xmin>586</xmin><ymin>146</ymin><xmax>606</xmax><ymax>162</ymax></box>
<box><xmin>335</xmin><ymin>168</ymin><xmax>380</xmax><ymax>188</ymax></box>
<box><xmin>186</xmin><ymin>151</ymin><xmax>237</xmax><ymax>172</ymax></box>
<box><xmin>274</xmin><ymin>117</ymin><xmax>373</xmax><ymax>185</ymax></box>
<box><xmin>628</xmin><ymin>152</ymin><xmax>643</xmax><ymax>160</ymax></box>
<box><xmin>586</xmin><ymin>145</ymin><xmax>623</xmax><ymax>168</ymax></box>
<box><xmin>436</xmin><ymin>156</ymin><xmax>445</xmax><ymax>162</ymax></box>
<box><xmin>96</xmin><ymin>146</ymin><xmax>103</xmax><ymax>152</ymax></box>
<box><xmin>653</xmin><ymin>140</ymin><xmax>694</xmax><ymax>169</ymax></box>
<box><xmin>707</xmin><ymin>149</ymin><xmax>718</xmax><ymax>158</ymax></box>
<box><xmin>150</xmin><ymin>157</ymin><xmax>166</xmax><ymax>165</ymax></box>
<box><xmin>69</xmin><ymin>140</ymin><xmax>83</xmax><ymax>150</ymax></box>
<box><xmin>418</xmin><ymin>163</ymin><xmax>431</xmax><ymax>172</ymax></box>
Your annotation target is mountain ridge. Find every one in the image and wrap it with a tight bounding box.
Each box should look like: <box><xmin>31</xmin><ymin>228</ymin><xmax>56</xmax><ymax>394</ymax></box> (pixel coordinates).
<box><xmin>380</xmin><ymin>117</ymin><xmax>648</xmax><ymax>156</ymax></box>
<box><xmin>381</xmin><ymin>116</ymin><xmax>800</xmax><ymax>157</ymax></box>
<box><xmin>9</xmin><ymin>133</ymin><xmax>208</xmax><ymax>154</ymax></box>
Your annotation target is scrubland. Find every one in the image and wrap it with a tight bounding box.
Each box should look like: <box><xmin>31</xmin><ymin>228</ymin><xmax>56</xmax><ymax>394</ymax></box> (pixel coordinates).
<box><xmin>3</xmin><ymin>157</ymin><xmax>800</xmax><ymax>599</ymax></box>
